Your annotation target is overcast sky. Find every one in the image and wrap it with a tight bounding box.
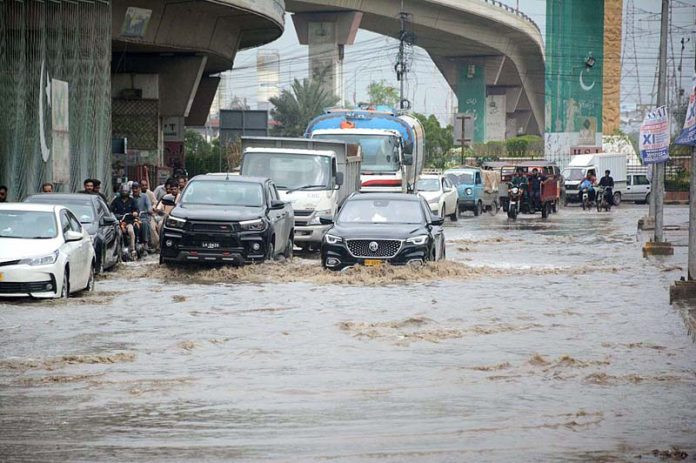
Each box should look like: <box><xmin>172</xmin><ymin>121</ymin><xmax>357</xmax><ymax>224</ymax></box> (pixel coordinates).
<box><xmin>225</xmin><ymin>0</ymin><xmax>695</xmax><ymax>126</ymax></box>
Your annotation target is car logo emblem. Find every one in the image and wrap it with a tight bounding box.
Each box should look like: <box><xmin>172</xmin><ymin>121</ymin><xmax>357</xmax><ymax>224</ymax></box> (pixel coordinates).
<box><xmin>369</xmin><ymin>241</ymin><xmax>379</xmax><ymax>252</ymax></box>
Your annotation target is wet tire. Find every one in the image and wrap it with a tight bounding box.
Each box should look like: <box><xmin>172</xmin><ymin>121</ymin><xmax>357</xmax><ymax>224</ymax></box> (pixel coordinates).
<box><xmin>283</xmin><ymin>236</ymin><xmax>294</xmax><ymax>260</ymax></box>
<box><xmin>266</xmin><ymin>241</ymin><xmax>275</xmax><ymax>261</ymax></box>
<box><xmin>84</xmin><ymin>264</ymin><xmax>95</xmax><ymax>293</ymax></box>
<box><xmin>613</xmin><ymin>192</ymin><xmax>621</xmax><ymax>207</ymax></box>
<box><xmin>449</xmin><ymin>209</ymin><xmax>458</xmax><ymax>221</ymax></box>
<box><xmin>488</xmin><ymin>201</ymin><xmax>499</xmax><ymax>216</ymax></box>
<box><xmin>552</xmin><ymin>201</ymin><xmax>558</xmax><ymax>213</ymax></box>
<box><xmin>60</xmin><ymin>268</ymin><xmax>70</xmax><ymax>299</ymax></box>
<box><xmin>542</xmin><ymin>203</ymin><xmax>548</xmax><ymax>219</ymax></box>
<box><xmin>507</xmin><ymin>205</ymin><xmax>517</xmax><ymax>220</ymax></box>
<box><xmin>473</xmin><ymin>201</ymin><xmax>482</xmax><ymax>217</ymax></box>
<box><xmin>95</xmin><ymin>246</ymin><xmax>104</xmax><ymax>274</ymax></box>
<box><xmin>597</xmin><ymin>198</ymin><xmax>602</xmax><ymax>212</ymax></box>
<box><xmin>644</xmin><ymin>193</ymin><xmax>651</xmax><ymax>205</ymax></box>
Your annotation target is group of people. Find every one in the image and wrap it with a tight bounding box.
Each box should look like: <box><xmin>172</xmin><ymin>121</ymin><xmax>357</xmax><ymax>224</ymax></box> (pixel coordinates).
<box><xmin>579</xmin><ymin>170</ymin><xmax>614</xmax><ymax>204</ymax></box>
<box><xmin>510</xmin><ymin>167</ymin><xmax>547</xmax><ymax>210</ymax></box>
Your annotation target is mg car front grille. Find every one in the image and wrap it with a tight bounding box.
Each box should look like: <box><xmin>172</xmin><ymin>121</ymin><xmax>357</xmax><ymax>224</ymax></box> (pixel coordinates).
<box><xmin>346</xmin><ymin>239</ymin><xmax>402</xmax><ymax>258</ymax></box>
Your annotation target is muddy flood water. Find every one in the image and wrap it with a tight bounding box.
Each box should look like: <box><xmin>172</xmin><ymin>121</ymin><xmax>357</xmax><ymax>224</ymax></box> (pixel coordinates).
<box><xmin>1</xmin><ymin>205</ymin><xmax>695</xmax><ymax>462</ymax></box>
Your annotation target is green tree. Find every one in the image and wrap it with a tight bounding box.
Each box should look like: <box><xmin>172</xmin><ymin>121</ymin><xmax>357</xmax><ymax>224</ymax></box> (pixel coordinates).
<box><xmin>413</xmin><ymin>113</ymin><xmax>454</xmax><ymax>169</ymax></box>
<box><xmin>269</xmin><ymin>78</ymin><xmax>339</xmax><ymax>137</ymax></box>
<box><xmin>367</xmin><ymin>80</ymin><xmax>400</xmax><ymax>107</ymax></box>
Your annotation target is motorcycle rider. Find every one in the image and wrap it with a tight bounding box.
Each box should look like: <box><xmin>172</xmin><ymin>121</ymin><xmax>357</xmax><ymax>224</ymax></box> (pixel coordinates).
<box><xmin>529</xmin><ymin>168</ymin><xmax>547</xmax><ymax>211</ymax></box>
<box><xmin>579</xmin><ymin>175</ymin><xmax>596</xmax><ymax>203</ymax></box>
<box><xmin>599</xmin><ymin>170</ymin><xmax>615</xmax><ymax>205</ymax></box>
<box><xmin>140</xmin><ymin>179</ymin><xmax>159</xmax><ymax>251</ymax></box>
<box><xmin>131</xmin><ymin>182</ymin><xmax>152</xmax><ymax>253</ymax></box>
<box><xmin>111</xmin><ymin>183</ymin><xmax>138</xmax><ymax>260</ymax></box>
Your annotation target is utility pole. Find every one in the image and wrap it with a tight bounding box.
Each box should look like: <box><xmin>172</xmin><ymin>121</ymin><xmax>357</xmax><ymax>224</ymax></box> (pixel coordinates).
<box><xmin>396</xmin><ymin>1</ymin><xmax>414</xmax><ymax>110</ymax></box>
<box><xmin>688</xmin><ymin>48</ymin><xmax>696</xmax><ymax>280</ymax></box>
<box><xmin>654</xmin><ymin>0</ymin><xmax>669</xmax><ymax>243</ymax></box>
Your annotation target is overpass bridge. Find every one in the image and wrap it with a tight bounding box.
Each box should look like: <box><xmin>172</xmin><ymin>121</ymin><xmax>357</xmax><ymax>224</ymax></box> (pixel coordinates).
<box><xmin>286</xmin><ymin>0</ymin><xmax>545</xmax><ymax>143</ymax></box>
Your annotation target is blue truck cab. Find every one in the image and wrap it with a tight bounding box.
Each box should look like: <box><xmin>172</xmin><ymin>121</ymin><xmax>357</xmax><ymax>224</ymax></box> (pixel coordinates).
<box><xmin>444</xmin><ymin>167</ymin><xmax>485</xmax><ymax>216</ymax></box>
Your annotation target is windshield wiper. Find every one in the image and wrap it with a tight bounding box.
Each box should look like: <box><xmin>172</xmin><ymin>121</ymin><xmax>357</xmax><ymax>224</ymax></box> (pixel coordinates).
<box><xmin>287</xmin><ymin>184</ymin><xmax>327</xmax><ymax>193</ymax></box>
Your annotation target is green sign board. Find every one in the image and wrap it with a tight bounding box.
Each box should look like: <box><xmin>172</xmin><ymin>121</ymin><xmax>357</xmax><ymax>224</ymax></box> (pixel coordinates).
<box><xmin>458</xmin><ymin>63</ymin><xmax>485</xmax><ymax>144</ymax></box>
<box><xmin>545</xmin><ymin>0</ymin><xmax>604</xmax><ymax>140</ymax></box>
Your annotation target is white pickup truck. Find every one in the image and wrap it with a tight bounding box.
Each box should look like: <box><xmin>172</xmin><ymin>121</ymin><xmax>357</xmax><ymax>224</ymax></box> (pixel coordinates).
<box><xmin>240</xmin><ymin>137</ymin><xmax>361</xmax><ymax>250</ymax></box>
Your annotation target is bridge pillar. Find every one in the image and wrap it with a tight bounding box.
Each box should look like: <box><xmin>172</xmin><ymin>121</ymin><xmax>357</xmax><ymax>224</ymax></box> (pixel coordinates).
<box><xmin>292</xmin><ymin>11</ymin><xmax>362</xmax><ymax>102</ymax></box>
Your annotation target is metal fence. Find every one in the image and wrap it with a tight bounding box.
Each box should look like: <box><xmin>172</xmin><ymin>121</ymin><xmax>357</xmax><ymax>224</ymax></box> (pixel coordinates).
<box><xmin>0</xmin><ymin>0</ymin><xmax>111</xmax><ymax>200</ymax></box>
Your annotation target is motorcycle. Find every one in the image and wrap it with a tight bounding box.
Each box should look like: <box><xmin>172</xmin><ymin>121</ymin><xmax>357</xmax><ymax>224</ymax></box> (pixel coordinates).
<box><xmin>507</xmin><ymin>182</ymin><xmax>524</xmax><ymax>220</ymax></box>
<box><xmin>117</xmin><ymin>213</ymin><xmax>145</xmax><ymax>261</ymax></box>
<box><xmin>580</xmin><ymin>187</ymin><xmax>594</xmax><ymax>211</ymax></box>
<box><xmin>596</xmin><ymin>186</ymin><xmax>613</xmax><ymax>212</ymax></box>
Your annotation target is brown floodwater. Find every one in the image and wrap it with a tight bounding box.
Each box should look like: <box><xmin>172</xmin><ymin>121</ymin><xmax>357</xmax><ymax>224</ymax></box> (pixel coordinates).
<box><xmin>1</xmin><ymin>205</ymin><xmax>695</xmax><ymax>462</ymax></box>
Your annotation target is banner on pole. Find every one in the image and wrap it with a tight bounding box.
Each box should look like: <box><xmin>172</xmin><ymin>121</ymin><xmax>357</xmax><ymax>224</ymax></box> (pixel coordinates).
<box><xmin>639</xmin><ymin>106</ymin><xmax>670</xmax><ymax>164</ymax></box>
<box><xmin>675</xmin><ymin>74</ymin><xmax>696</xmax><ymax>147</ymax></box>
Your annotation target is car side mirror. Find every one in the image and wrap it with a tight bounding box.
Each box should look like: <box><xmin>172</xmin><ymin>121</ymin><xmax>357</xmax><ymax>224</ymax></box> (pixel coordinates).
<box><xmin>64</xmin><ymin>230</ymin><xmax>83</xmax><ymax>242</ymax></box>
<box><xmin>431</xmin><ymin>216</ymin><xmax>445</xmax><ymax>226</ymax></box>
<box><xmin>319</xmin><ymin>216</ymin><xmax>334</xmax><ymax>225</ymax></box>
<box><xmin>270</xmin><ymin>200</ymin><xmax>286</xmax><ymax>210</ymax></box>
<box><xmin>161</xmin><ymin>194</ymin><xmax>176</xmax><ymax>207</ymax></box>
<box><xmin>335</xmin><ymin>172</ymin><xmax>344</xmax><ymax>187</ymax></box>
<box><xmin>101</xmin><ymin>216</ymin><xmax>116</xmax><ymax>226</ymax></box>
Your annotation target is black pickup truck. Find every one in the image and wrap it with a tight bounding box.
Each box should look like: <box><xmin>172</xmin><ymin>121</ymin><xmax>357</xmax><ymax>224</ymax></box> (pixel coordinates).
<box><xmin>159</xmin><ymin>175</ymin><xmax>294</xmax><ymax>265</ymax></box>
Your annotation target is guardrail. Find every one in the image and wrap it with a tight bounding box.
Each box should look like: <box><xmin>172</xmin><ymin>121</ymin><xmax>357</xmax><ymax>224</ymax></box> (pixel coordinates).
<box><xmin>481</xmin><ymin>0</ymin><xmax>541</xmax><ymax>33</ymax></box>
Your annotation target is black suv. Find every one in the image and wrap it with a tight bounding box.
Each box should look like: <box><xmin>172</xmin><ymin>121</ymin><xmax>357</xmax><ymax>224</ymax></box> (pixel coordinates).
<box><xmin>320</xmin><ymin>193</ymin><xmax>445</xmax><ymax>270</ymax></box>
<box><xmin>160</xmin><ymin>175</ymin><xmax>294</xmax><ymax>265</ymax></box>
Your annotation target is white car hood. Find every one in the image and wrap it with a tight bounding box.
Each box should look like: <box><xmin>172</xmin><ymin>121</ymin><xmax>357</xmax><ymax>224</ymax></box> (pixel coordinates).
<box><xmin>0</xmin><ymin>237</ymin><xmax>61</xmax><ymax>261</ymax></box>
<box><xmin>418</xmin><ymin>191</ymin><xmax>441</xmax><ymax>202</ymax></box>
<box><xmin>279</xmin><ymin>190</ymin><xmax>331</xmax><ymax>211</ymax></box>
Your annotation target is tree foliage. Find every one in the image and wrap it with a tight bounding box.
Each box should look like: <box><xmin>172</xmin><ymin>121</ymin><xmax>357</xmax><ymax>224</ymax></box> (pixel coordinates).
<box><xmin>413</xmin><ymin>113</ymin><xmax>454</xmax><ymax>169</ymax></box>
<box><xmin>367</xmin><ymin>80</ymin><xmax>400</xmax><ymax>107</ymax></box>
<box><xmin>269</xmin><ymin>78</ymin><xmax>339</xmax><ymax>137</ymax></box>
<box><xmin>184</xmin><ymin>130</ymin><xmax>241</xmax><ymax>176</ymax></box>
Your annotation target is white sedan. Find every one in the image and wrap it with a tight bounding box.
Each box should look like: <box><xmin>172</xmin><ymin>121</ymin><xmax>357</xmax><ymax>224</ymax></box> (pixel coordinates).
<box><xmin>0</xmin><ymin>204</ymin><xmax>95</xmax><ymax>298</ymax></box>
<box><xmin>416</xmin><ymin>174</ymin><xmax>459</xmax><ymax>221</ymax></box>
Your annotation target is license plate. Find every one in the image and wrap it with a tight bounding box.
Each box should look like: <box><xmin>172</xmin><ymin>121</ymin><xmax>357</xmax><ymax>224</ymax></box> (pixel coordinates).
<box><xmin>363</xmin><ymin>259</ymin><xmax>382</xmax><ymax>267</ymax></box>
<box><xmin>201</xmin><ymin>242</ymin><xmax>220</xmax><ymax>249</ymax></box>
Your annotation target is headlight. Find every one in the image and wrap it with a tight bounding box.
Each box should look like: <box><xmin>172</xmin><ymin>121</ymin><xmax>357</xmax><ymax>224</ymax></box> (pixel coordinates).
<box><xmin>309</xmin><ymin>209</ymin><xmax>332</xmax><ymax>225</ymax></box>
<box><xmin>165</xmin><ymin>215</ymin><xmax>186</xmax><ymax>229</ymax></box>
<box><xmin>406</xmin><ymin>235</ymin><xmax>428</xmax><ymax>245</ymax></box>
<box><xmin>511</xmin><ymin>187</ymin><xmax>519</xmax><ymax>194</ymax></box>
<box><xmin>324</xmin><ymin>233</ymin><xmax>343</xmax><ymax>244</ymax></box>
<box><xmin>240</xmin><ymin>218</ymin><xmax>266</xmax><ymax>232</ymax></box>
<box><xmin>465</xmin><ymin>188</ymin><xmax>472</xmax><ymax>195</ymax></box>
<box><xmin>19</xmin><ymin>250</ymin><xmax>59</xmax><ymax>266</ymax></box>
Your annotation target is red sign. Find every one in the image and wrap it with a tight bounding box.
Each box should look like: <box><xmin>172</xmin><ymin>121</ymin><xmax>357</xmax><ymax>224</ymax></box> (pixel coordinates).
<box><xmin>164</xmin><ymin>141</ymin><xmax>184</xmax><ymax>169</ymax></box>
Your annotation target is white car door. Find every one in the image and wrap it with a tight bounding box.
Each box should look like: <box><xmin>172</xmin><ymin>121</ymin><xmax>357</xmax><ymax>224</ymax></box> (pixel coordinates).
<box><xmin>67</xmin><ymin>210</ymin><xmax>92</xmax><ymax>289</ymax></box>
<box><xmin>443</xmin><ymin>178</ymin><xmax>458</xmax><ymax>214</ymax></box>
<box><xmin>59</xmin><ymin>210</ymin><xmax>79</xmax><ymax>291</ymax></box>
<box><xmin>633</xmin><ymin>174</ymin><xmax>651</xmax><ymax>202</ymax></box>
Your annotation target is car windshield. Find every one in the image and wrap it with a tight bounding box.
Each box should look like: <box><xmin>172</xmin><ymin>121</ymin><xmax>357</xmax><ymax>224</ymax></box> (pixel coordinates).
<box><xmin>243</xmin><ymin>153</ymin><xmax>331</xmax><ymax>190</ymax></box>
<box><xmin>416</xmin><ymin>178</ymin><xmax>440</xmax><ymax>192</ymax></box>
<box><xmin>180</xmin><ymin>181</ymin><xmax>264</xmax><ymax>207</ymax></box>
<box><xmin>0</xmin><ymin>210</ymin><xmax>58</xmax><ymax>239</ymax></box>
<box><xmin>337</xmin><ymin>199</ymin><xmax>424</xmax><ymax>224</ymax></box>
<box><xmin>563</xmin><ymin>168</ymin><xmax>585</xmax><ymax>181</ymax></box>
<box><xmin>25</xmin><ymin>197</ymin><xmax>95</xmax><ymax>223</ymax></box>
<box><xmin>447</xmin><ymin>171</ymin><xmax>474</xmax><ymax>184</ymax></box>
<box><xmin>313</xmin><ymin>133</ymin><xmax>399</xmax><ymax>173</ymax></box>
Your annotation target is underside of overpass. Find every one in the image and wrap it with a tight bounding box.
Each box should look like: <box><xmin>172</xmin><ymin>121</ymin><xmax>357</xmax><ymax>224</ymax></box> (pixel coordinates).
<box><xmin>286</xmin><ymin>0</ymin><xmax>545</xmax><ymax>143</ymax></box>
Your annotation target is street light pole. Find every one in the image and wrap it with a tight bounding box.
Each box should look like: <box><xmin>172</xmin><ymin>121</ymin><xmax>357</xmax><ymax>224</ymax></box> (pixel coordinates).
<box><xmin>654</xmin><ymin>0</ymin><xmax>669</xmax><ymax>243</ymax></box>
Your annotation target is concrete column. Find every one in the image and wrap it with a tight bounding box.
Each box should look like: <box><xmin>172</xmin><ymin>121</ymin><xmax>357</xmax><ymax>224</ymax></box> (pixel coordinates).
<box><xmin>292</xmin><ymin>12</ymin><xmax>362</xmax><ymax>101</ymax></box>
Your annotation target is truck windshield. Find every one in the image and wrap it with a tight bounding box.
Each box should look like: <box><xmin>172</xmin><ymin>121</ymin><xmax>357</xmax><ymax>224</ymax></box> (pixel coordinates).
<box><xmin>446</xmin><ymin>172</ymin><xmax>474</xmax><ymax>184</ymax></box>
<box><xmin>563</xmin><ymin>169</ymin><xmax>585</xmax><ymax>181</ymax></box>
<box><xmin>313</xmin><ymin>133</ymin><xmax>399</xmax><ymax>173</ymax></box>
<box><xmin>242</xmin><ymin>153</ymin><xmax>331</xmax><ymax>190</ymax></box>
<box><xmin>180</xmin><ymin>181</ymin><xmax>264</xmax><ymax>207</ymax></box>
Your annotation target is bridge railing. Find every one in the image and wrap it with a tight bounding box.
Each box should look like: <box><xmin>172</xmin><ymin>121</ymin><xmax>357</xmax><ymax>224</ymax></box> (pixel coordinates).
<box><xmin>481</xmin><ymin>0</ymin><xmax>541</xmax><ymax>33</ymax></box>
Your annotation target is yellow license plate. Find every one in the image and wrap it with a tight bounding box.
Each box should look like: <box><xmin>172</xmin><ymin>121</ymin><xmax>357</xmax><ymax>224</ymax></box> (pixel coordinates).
<box><xmin>363</xmin><ymin>259</ymin><xmax>382</xmax><ymax>267</ymax></box>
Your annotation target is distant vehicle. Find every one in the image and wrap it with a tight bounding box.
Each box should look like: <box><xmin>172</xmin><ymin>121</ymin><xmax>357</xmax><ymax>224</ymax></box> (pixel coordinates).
<box><xmin>320</xmin><ymin>193</ymin><xmax>445</xmax><ymax>270</ymax></box>
<box><xmin>626</xmin><ymin>171</ymin><xmax>651</xmax><ymax>203</ymax></box>
<box><xmin>159</xmin><ymin>175</ymin><xmax>294</xmax><ymax>265</ymax></box>
<box><xmin>498</xmin><ymin>161</ymin><xmax>563</xmax><ymax>212</ymax></box>
<box><xmin>306</xmin><ymin>107</ymin><xmax>425</xmax><ymax>193</ymax></box>
<box><xmin>444</xmin><ymin>167</ymin><xmax>499</xmax><ymax>217</ymax></box>
<box><xmin>505</xmin><ymin>169</ymin><xmax>559</xmax><ymax>220</ymax></box>
<box><xmin>240</xmin><ymin>136</ymin><xmax>361</xmax><ymax>250</ymax></box>
<box><xmin>0</xmin><ymin>203</ymin><xmax>95</xmax><ymax>298</ymax></box>
<box><xmin>415</xmin><ymin>174</ymin><xmax>458</xmax><ymax>221</ymax></box>
<box><xmin>24</xmin><ymin>193</ymin><xmax>121</xmax><ymax>273</ymax></box>
<box><xmin>563</xmin><ymin>153</ymin><xmax>626</xmax><ymax>205</ymax></box>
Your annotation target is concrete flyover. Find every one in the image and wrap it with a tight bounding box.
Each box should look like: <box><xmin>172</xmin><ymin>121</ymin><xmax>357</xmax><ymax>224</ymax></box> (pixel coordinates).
<box><xmin>286</xmin><ymin>0</ymin><xmax>544</xmax><ymax>143</ymax></box>
<box><xmin>111</xmin><ymin>0</ymin><xmax>285</xmax><ymax>175</ymax></box>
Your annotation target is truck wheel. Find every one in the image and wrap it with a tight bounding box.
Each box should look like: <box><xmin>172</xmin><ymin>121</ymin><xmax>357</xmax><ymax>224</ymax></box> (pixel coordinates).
<box><xmin>542</xmin><ymin>203</ymin><xmax>549</xmax><ymax>219</ymax></box>
<box><xmin>473</xmin><ymin>201</ymin><xmax>482</xmax><ymax>217</ymax></box>
<box><xmin>613</xmin><ymin>192</ymin><xmax>621</xmax><ymax>207</ymax></box>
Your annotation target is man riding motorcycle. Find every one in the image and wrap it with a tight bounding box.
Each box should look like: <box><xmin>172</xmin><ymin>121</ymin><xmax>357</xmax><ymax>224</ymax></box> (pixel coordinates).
<box><xmin>578</xmin><ymin>176</ymin><xmax>596</xmax><ymax>204</ymax></box>
<box><xmin>529</xmin><ymin>168</ymin><xmax>547</xmax><ymax>211</ymax></box>
<box><xmin>599</xmin><ymin>170</ymin><xmax>615</xmax><ymax>206</ymax></box>
<box><xmin>111</xmin><ymin>184</ymin><xmax>139</xmax><ymax>260</ymax></box>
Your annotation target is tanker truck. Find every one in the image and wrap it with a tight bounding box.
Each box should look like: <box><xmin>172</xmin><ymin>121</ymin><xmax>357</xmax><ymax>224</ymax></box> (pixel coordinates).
<box><xmin>305</xmin><ymin>107</ymin><xmax>425</xmax><ymax>193</ymax></box>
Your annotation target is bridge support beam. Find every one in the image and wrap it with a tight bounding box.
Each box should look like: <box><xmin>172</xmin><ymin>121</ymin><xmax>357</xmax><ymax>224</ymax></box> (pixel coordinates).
<box><xmin>292</xmin><ymin>11</ymin><xmax>362</xmax><ymax>102</ymax></box>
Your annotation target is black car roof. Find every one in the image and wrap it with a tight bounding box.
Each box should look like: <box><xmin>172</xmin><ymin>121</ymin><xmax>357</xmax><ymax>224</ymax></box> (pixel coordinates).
<box><xmin>349</xmin><ymin>192</ymin><xmax>421</xmax><ymax>201</ymax></box>
<box><xmin>191</xmin><ymin>175</ymin><xmax>269</xmax><ymax>184</ymax></box>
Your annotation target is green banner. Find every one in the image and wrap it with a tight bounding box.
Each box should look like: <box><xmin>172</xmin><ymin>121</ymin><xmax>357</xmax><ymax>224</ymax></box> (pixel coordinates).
<box><xmin>458</xmin><ymin>63</ymin><xmax>485</xmax><ymax>144</ymax></box>
<box><xmin>545</xmin><ymin>0</ymin><xmax>604</xmax><ymax>139</ymax></box>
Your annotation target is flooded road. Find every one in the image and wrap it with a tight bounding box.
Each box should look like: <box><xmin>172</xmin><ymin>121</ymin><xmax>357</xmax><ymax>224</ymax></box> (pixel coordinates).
<box><xmin>1</xmin><ymin>205</ymin><xmax>695</xmax><ymax>462</ymax></box>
